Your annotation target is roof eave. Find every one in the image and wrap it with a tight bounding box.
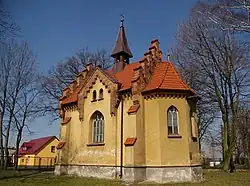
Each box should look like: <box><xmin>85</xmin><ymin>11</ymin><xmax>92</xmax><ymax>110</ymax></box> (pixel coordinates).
<box><xmin>142</xmin><ymin>88</ymin><xmax>197</xmax><ymax>95</ymax></box>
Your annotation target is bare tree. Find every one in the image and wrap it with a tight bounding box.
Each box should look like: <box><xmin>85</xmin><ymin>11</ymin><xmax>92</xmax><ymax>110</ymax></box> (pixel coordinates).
<box><xmin>41</xmin><ymin>47</ymin><xmax>112</xmax><ymax>122</ymax></box>
<box><xmin>12</xmin><ymin>76</ymin><xmax>41</xmax><ymax>170</ymax></box>
<box><xmin>172</xmin><ymin>49</ymin><xmax>217</xmax><ymax>147</ymax></box>
<box><xmin>198</xmin><ymin>0</ymin><xmax>250</xmax><ymax>33</ymax></box>
<box><xmin>0</xmin><ymin>40</ymin><xmax>38</xmax><ymax>170</ymax></box>
<box><xmin>0</xmin><ymin>40</ymin><xmax>15</xmax><ymax>170</ymax></box>
<box><xmin>0</xmin><ymin>7</ymin><xmax>20</xmax><ymax>42</ymax></box>
<box><xmin>235</xmin><ymin>104</ymin><xmax>250</xmax><ymax>167</ymax></box>
<box><xmin>172</xmin><ymin>1</ymin><xmax>250</xmax><ymax>172</ymax></box>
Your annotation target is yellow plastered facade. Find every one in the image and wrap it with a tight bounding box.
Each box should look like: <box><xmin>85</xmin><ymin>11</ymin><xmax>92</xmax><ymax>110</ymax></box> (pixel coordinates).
<box><xmin>18</xmin><ymin>138</ymin><xmax>59</xmax><ymax>167</ymax></box>
<box><xmin>57</xmin><ymin>77</ymin><xmax>201</xmax><ymax>168</ymax></box>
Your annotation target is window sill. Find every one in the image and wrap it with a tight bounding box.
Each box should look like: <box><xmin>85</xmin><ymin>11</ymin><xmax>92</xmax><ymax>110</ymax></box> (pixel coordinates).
<box><xmin>87</xmin><ymin>143</ymin><xmax>105</xmax><ymax>147</ymax></box>
<box><xmin>91</xmin><ymin>100</ymin><xmax>97</xmax><ymax>103</ymax></box>
<box><xmin>168</xmin><ymin>135</ymin><xmax>182</xmax><ymax>139</ymax></box>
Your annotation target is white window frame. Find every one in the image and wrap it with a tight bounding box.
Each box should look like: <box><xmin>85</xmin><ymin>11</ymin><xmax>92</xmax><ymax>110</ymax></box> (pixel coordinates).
<box><xmin>167</xmin><ymin>106</ymin><xmax>179</xmax><ymax>135</ymax></box>
<box><xmin>92</xmin><ymin>113</ymin><xmax>104</xmax><ymax>143</ymax></box>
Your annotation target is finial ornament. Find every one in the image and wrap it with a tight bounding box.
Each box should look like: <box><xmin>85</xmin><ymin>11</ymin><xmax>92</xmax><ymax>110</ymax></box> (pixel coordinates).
<box><xmin>120</xmin><ymin>14</ymin><xmax>124</xmax><ymax>27</ymax></box>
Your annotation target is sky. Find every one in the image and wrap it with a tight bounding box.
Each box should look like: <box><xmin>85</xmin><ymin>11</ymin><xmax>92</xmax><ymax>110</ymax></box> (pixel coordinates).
<box><xmin>2</xmin><ymin>0</ymin><xmax>198</xmax><ymax>145</ymax></box>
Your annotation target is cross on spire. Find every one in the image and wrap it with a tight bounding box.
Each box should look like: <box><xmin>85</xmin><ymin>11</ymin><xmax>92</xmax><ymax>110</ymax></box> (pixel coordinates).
<box><xmin>111</xmin><ymin>15</ymin><xmax>133</xmax><ymax>73</ymax></box>
<box><xmin>111</xmin><ymin>14</ymin><xmax>133</xmax><ymax>59</ymax></box>
<box><xmin>120</xmin><ymin>14</ymin><xmax>124</xmax><ymax>27</ymax></box>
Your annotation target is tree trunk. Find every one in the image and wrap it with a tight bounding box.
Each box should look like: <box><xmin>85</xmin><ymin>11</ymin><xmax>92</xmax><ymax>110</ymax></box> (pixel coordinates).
<box><xmin>14</xmin><ymin>133</ymin><xmax>21</xmax><ymax>170</ymax></box>
<box><xmin>247</xmin><ymin>132</ymin><xmax>250</xmax><ymax>168</ymax></box>
<box><xmin>0</xmin><ymin>112</ymin><xmax>4</xmax><ymax>171</ymax></box>
<box><xmin>223</xmin><ymin>118</ymin><xmax>230</xmax><ymax>171</ymax></box>
<box><xmin>4</xmin><ymin>129</ymin><xmax>10</xmax><ymax>170</ymax></box>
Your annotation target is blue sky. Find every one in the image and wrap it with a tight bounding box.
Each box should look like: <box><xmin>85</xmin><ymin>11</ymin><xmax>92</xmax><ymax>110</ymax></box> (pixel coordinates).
<box><xmin>3</xmin><ymin>0</ymin><xmax>197</xmax><ymax>144</ymax></box>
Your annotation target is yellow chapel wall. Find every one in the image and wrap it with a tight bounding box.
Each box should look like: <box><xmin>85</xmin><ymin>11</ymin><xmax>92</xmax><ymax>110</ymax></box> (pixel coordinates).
<box><xmin>133</xmin><ymin>95</ymin><xmax>146</xmax><ymax>166</ymax></box>
<box><xmin>65</xmin><ymin>110</ymin><xmax>82</xmax><ymax>164</ymax></box>
<box><xmin>65</xmin><ymin>78</ymin><xmax>117</xmax><ymax>165</ymax></box>
<box><xmin>144</xmin><ymin>96</ymin><xmax>191</xmax><ymax>166</ymax></box>
<box><xmin>158</xmin><ymin>96</ymin><xmax>190</xmax><ymax>166</ymax></box>
<box><xmin>144</xmin><ymin>98</ymin><xmax>162</xmax><ymax>165</ymax></box>
<box><xmin>58</xmin><ymin>78</ymin><xmax>200</xmax><ymax>168</ymax></box>
<box><xmin>186</xmin><ymin>100</ymin><xmax>201</xmax><ymax>165</ymax></box>
<box><xmin>119</xmin><ymin>95</ymin><xmax>138</xmax><ymax>166</ymax></box>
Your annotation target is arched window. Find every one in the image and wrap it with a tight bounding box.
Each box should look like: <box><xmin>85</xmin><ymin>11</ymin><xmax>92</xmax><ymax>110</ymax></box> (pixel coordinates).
<box><xmin>91</xmin><ymin>111</ymin><xmax>104</xmax><ymax>143</ymax></box>
<box><xmin>92</xmin><ymin>90</ymin><xmax>97</xmax><ymax>101</ymax></box>
<box><xmin>99</xmin><ymin>89</ymin><xmax>104</xmax><ymax>100</ymax></box>
<box><xmin>167</xmin><ymin>106</ymin><xmax>179</xmax><ymax>135</ymax></box>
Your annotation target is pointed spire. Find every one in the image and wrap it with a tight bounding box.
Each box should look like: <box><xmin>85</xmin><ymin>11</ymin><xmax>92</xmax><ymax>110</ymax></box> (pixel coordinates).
<box><xmin>111</xmin><ymin>15</ymin><xmax>133</xmax><ymax>59</ymax></box>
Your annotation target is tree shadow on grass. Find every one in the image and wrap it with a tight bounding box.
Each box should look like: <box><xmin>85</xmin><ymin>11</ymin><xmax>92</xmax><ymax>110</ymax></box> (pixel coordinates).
<box><xmin>0</xmin><ymin>170</ymin><xmax>44</xmax><ymax>180</ymax></box>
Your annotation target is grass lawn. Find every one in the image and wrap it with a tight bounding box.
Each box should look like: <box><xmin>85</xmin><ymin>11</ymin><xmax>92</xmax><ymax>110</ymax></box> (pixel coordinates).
<box><xmin>0</xmin><ymin>170</ymin><xmax>249</xmax><ymax>186</ymax></box>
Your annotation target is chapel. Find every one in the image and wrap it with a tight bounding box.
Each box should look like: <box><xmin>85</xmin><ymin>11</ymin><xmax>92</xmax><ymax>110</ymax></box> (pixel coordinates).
<box><xmin>55</xmin><ymin>17</ymin><xmax>202</xmax><ymax>183</ymax></box>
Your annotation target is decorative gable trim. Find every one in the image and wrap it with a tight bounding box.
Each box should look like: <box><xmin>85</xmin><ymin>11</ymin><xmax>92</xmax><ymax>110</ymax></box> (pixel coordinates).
<box><xmin>81</xmin><ymin>68</ymin><xmax>116</xmax><ymax>99</ymax></box>
<box><xmin>78</xmin><ymin>68</ymin><xmax>119</xmax><ymax>118</ymax></box>
<box><xmin>143</xmin><ymin>91</ymin><xmax>189</xmax><ymax>100</ymax></box>
<box><xmin>124</xmin><ymin>137</ymin><xmax>137</xmax><ymax>146</ymax></box>
<box><xmin>56</xmin><ymin>141</ymin><xmax>66</xmax><ymax>149</ymax></box>
<box><xmin>61</xmin><ymin>117</ymin><xmax>71</xmax><ymax>125</ymax></box>
<box><xmin>127</xmin><ymin>104</ymin><xmax>140</xmax><ymax>114</ymax></box>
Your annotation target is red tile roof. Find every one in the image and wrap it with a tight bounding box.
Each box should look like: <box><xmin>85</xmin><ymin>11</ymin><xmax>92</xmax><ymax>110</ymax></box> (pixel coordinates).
<box><xmin>111</xmin><ymin>62</ymin><xmax>141</xmax><ymax>91</ymax></box>
<box><xmin>60</xmin><ymin>61</ymin><xmax>195</xmax><ymax>106</ymax></box>
<box><xmin>61</xmin><ymin>87</ymin><xmax>81</xmax><ymax>105</ymax></box>
<box><xmin>143</xmin><ymin>62</ymin><xmax>196</xmax><ymax>94</ymax></box>
<box><xmin>18</xmin><ymin>136</ymin><xmax>57</xmax><ymax>156</ymax></box>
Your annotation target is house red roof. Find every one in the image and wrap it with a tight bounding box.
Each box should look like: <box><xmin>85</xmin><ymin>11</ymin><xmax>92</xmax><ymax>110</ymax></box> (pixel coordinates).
<box><xmin>18</xmin><ymin>136</ymin><xmax>57</xmax><ymax>156</ymax></box>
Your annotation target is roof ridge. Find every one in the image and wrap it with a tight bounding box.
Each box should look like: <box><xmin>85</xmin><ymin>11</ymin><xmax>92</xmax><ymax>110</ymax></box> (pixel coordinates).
<box><xmin>158</xmin><ymin>62</ymin><xmax>170</xmax><ymax>89</ymax></box>
<box><xmin>168</xmin><ymin>62</ymin><xmax>190</xmax><ymax>89</ymax></box>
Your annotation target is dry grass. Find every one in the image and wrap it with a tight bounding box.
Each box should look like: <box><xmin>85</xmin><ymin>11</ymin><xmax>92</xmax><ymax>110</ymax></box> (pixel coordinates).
<box><xmin>0</xmin><ymin>170</ymin><xmax>249</xmax><ymax>186</ymax></box>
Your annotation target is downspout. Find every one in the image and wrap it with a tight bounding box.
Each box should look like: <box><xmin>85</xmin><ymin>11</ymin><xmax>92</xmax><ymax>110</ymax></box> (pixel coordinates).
<box><xmin>119</xmin><ymin>96</ymin><xmax>124</xmax><ymax>178</ymax></box>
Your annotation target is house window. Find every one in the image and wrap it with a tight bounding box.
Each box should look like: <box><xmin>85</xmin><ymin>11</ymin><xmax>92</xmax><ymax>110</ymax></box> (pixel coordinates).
<box><xmin>26</xmin><ymin>156</ymin><xmax>30</xmax><ymax>163</ymax></box>
<box><xmin>92</xmin><ymin>90</ymin><xmax>97</xmax><ymax>101</ymax></box>
<box><xmin>51</xmin><ymin>146</ymin><xmax>55</xmax><ymax>153</ymax></box>
<box><xmin>22</xmin><ymin>147</ymin><xmax>27</xmax><ymax>151</ymax></box>
<box><xmin>91</xmin><ymin>111</ymin><xmax>104</xmax><ymax>143</ymax></box>
<box><xmin>167</xmin><ymin>106</ymin><xmax>179</xmax><ymax>135</ymax></box>
<box><xmin>99</xmin><ymin>89</ymin><xmax>103</xmax><ymax>100</ymax></box>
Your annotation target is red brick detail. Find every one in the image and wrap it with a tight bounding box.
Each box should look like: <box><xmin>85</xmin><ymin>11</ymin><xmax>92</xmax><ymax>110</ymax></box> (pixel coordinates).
<box><xmin>124</xmin><ymin>137</ymin><xmax>137</xmax><ymax>146</ymax></box>
<box><xmin>61</xmin><ymin>117</ymin><xmax>71</xmax><ymax>125</ymax></box>
<box><xmin>56</xmin><ymin>141</ymin><xmax>66</xmax><ymax>149</ymax></box>
<box><xmin>127</xmin><ymin>104</ymin><xmax>140</xmax><ymax>114</ymax></box>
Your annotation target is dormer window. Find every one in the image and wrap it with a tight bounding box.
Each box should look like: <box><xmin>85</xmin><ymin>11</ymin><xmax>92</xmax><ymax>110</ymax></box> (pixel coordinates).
<box><xmin>99</xmin><ymin>89</ymin><xmax>104</xmax><ymax>100</ymax></box>
<box><xmin>92</xmin><ymin>90</ymin><xmax>97</xmax><ymax>102</ymax></box>
<box><xmin>22</xmin><ymin>147</ymin><xmax>27</xmax><ymax>151</ymax></box>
